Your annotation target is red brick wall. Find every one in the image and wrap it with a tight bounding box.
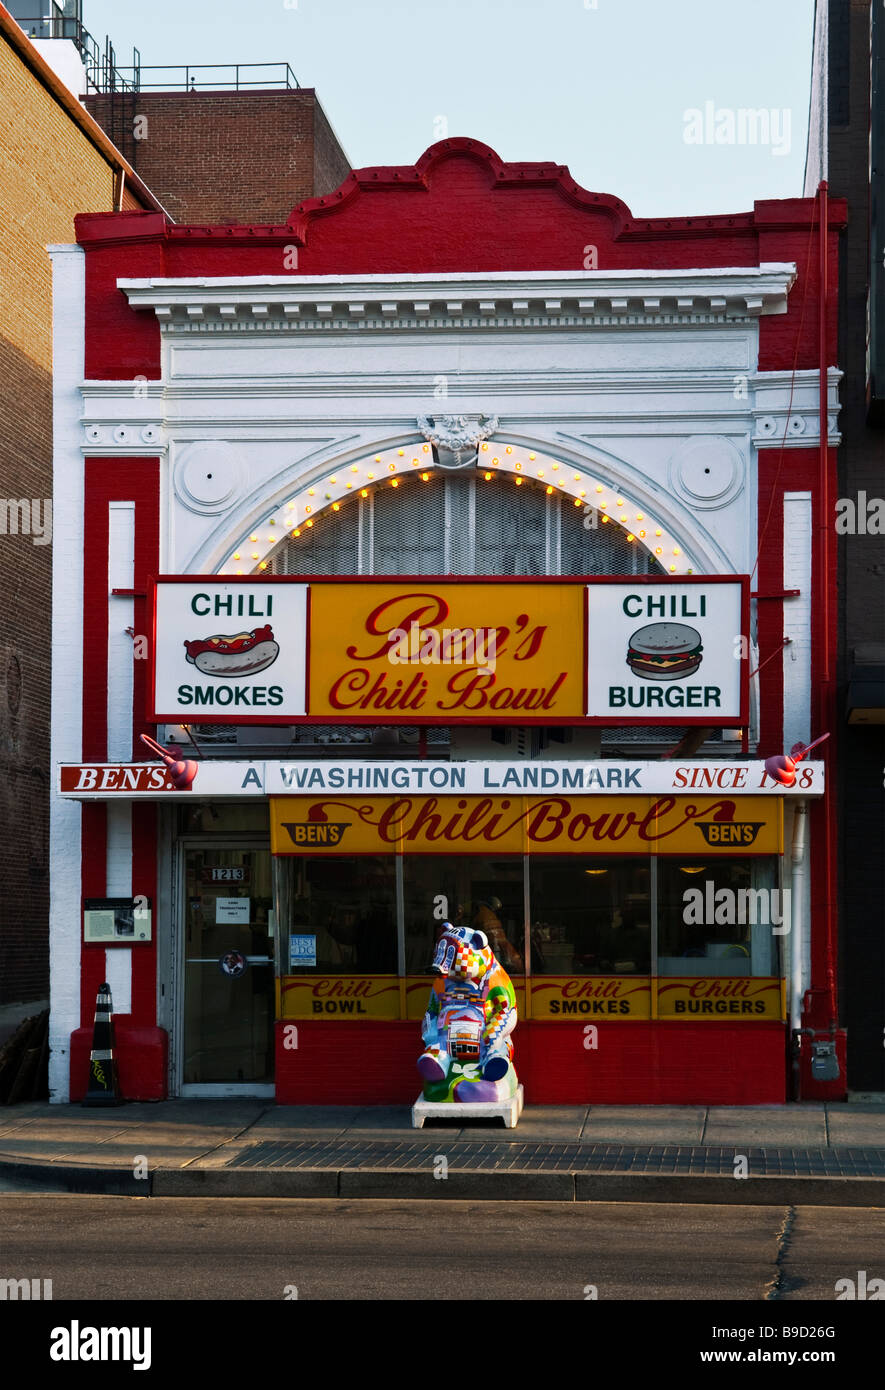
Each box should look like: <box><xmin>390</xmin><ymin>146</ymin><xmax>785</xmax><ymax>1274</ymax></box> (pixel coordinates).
<box><xmin>0</xmin><ymin>336</ymin><xmax>52</xmax><ymax>1005</ymax></box>
<box><xmin>312</xmin><ymin>97</ymin><xmax>350</xmax><ymax>200</ymax></box>
<box><xmin>85</xmin><ymin>89</ymin><xmax>350</xmax><ymax>225</ymax></box>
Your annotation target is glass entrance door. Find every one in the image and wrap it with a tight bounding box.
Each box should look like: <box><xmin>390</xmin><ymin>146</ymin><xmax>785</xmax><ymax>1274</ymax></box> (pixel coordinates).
<box><xmin>181</xmin><ymin>844</ymin><xmax>275</xmax><ymax>1086</ymax></box>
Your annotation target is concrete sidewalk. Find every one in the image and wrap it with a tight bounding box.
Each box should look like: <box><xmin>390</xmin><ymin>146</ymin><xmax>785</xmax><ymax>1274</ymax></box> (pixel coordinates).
<box><xmin>1</xmin><ymin>1100</ymin><xmax>884</xmax><ymax>1204</ymax></box>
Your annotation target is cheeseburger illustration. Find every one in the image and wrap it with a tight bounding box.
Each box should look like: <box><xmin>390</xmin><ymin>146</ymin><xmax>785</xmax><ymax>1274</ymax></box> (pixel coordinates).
<box><xmin>626</xmin><ymin>623</ymin><xmax>703</xmax><ymax>680</ymax></box>
<box><xmin>184</xmin><ymin>624</ymin><xmax>280</xmax><ymax>678</ymax></box>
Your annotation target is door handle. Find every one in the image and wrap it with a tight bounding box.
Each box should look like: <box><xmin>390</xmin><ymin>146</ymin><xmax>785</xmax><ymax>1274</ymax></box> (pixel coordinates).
<box><xmin>186</xmin><ymin>957</ymin><xmax>274</xmax><ymax>964</ymax></box>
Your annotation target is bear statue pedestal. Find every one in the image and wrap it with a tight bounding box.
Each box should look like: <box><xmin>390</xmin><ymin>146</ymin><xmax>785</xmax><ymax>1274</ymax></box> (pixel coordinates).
<box><xmin>412</xmin><ymin>1084</ymin><xmax>524</xmax><ymax>1129</ymax></box>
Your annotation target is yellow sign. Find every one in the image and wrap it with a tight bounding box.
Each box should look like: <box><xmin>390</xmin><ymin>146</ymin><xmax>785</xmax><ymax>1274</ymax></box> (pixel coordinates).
<box><xmin>279</xmin><ymin>973</ymin><xmax>784</xmax><ymax>1020</ymax></box>
<box><xmin>530</xmin><ymin>976</ymin><xmax>652</xmax><ymax>1019</ymax></box>
<box><xmin>270</xmin><ymin>795</ymin><xmax>781</xmax><ymax>855</ymax></box>
<box><xmin>655</xmin><ymin>976</ymin><xmax>784</xmax><ymax>1020</ymax></box>
<box><xmin>308</xmin><ymin>582</ymin><xmax>585</xmax><ymax>720</ymax></box>
<box><xmin>280</xmin><ymin>975</ymin><xmax>400</xmax><ymax>1019</ymax></box>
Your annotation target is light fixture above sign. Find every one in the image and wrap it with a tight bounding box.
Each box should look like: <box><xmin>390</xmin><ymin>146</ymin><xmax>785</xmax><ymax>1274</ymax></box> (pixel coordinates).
<box><xmin>216</xmin><ymin>442</ymin><xmax>700</xmax><ymax>579</ymax></box>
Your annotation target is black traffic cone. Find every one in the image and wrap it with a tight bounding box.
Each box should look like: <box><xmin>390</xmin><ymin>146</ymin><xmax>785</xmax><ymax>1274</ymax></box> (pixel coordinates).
<box><xmin>82</xmin><ymin>983</ymin><xmax>124</xmax><ymax>1106</ymax></box>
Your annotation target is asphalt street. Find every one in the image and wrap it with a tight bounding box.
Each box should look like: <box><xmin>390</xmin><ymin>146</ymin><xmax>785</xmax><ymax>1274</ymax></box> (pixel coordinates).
<box><xmin>1</xmin><ymin>1196</ymin><xmax>883</xmax><ymax>1300</ymax></box>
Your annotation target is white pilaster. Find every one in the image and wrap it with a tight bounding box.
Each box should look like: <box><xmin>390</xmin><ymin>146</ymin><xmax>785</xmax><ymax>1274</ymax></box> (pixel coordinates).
<box><xmin>782</xmin><ymin>491</ymin><xmax>813</xmax><ymax>752</ymax></box>
<box><xmin>47</xmin><ymin>244</ymin><xmax>85</xmax><ymax>1101</ymax></box>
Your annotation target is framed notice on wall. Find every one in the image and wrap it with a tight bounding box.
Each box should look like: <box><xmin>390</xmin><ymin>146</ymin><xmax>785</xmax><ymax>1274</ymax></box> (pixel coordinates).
<box><xmin>83</xmin><ymin>898</ymin><xmax>152</xmax><ymax>944</ymax></box>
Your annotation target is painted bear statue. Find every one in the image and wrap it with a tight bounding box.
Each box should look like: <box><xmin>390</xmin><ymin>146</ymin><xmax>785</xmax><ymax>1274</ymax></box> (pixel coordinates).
<box><xmin>417</xmin><ymin>923</ymin><xmax>518</xmax><ymax>1103</ymax></box>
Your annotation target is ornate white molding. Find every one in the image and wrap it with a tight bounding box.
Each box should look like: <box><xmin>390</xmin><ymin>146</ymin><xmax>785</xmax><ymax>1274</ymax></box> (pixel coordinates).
<box><xmin>119</xmin><ymin>265</ymin><xmax>797</xmax><ymax>332</ymax></box>
<box><xmin>174</xmin><ymin>441</ymin><xmax>244</xmax><ymax>514</ymax></box>
<box><xmin>82</xmin><ymin>422</ymin><xmax>165</xmax><ymax>452</ymax></box>
<box><xmin>78</xmin><ymin>367</ymin><xmax>840</xmax><ymax>453</ymax></box>
<box><xmin>752</xmin><ymin>368</ymin><xmax>842</xmax><ymax>448</ymax></box>
<box><xmin>417</xmin><ymin>413</ymin><xmax>498</xmax><ymax>468</ymax></box>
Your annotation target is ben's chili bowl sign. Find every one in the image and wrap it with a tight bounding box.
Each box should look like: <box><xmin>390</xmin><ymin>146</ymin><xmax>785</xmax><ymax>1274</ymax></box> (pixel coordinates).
<box><xmin>308</xmin><ymin>581</ymin><xmax>584</xmax><ymax>721</ymax></box>
<box><xmin>150</xmin><ymin>577</ymin><xmax>748</xmax><ymax>725</ymax></box>
<box><xmin>270</xmin><ymin>795</ymin><xmax>781</xmax><ymax>855</ymax></box>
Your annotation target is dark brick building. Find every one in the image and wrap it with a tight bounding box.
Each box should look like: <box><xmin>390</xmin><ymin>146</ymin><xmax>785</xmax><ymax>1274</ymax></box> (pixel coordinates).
<box><xmin>1</xmin><ymin>1</ymin><xmax>349</xmax><ymax>1043</ymax></box>
<box><xmin>86</xmin><ymin>85</ymin><xmax>349</xmax><ymax>225</ymax></box>
<box><xmin>805</xmin><ymin>0</ymin><xmax>885</xmax><ymax>1092</ymax></box>
<box><xmin>0</xmin><ymin>1</ymin><xmax>160</xmax><ymax>1031</ymax></box>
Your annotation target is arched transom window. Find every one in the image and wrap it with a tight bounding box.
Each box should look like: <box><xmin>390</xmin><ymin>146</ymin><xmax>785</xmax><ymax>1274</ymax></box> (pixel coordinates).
<box><xmin>264</xmin><ymin>472</ymin><xmax>666</xmax><ymax>578</ymax></box>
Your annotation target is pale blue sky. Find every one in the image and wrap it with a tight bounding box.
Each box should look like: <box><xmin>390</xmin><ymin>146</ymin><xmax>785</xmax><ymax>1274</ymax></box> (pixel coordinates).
<box><xmin>83</xmin><ymin>0</ymin><xmax>816</xmax><ymax>218</ymax></box>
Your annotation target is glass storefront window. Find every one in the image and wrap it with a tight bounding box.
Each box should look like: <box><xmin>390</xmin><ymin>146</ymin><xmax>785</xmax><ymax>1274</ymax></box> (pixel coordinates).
<box><xmin>657</xmin><ymin>858</ymin><xmax>780</xmax><ymax>976</ymax></box>
<box><xmin>528</xmin><ymin>858</ymin><xmax>651</xmax><ymax>975</ymax></box>
<box><xmin>277</xmin><ymin>852</ymin><xmax>782</xmax><ymax>981</ymax></box>
<box><xmin>284</xmin><ymin>856</ymin><xmax>397</xmax><ymax>973</ymax></box>
<box><xmin>402</xmin><ymin>855</ymin><xmax>526</xmax><ymax>976</ymax></box>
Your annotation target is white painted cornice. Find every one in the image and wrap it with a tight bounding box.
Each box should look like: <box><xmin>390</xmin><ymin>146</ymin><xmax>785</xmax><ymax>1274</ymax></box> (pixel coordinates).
<box><xmin>752</xmin><ymin>368</ymin><xmax>842</xmax><ymax>449</ymax></box>
<box><xmin>77</xmin><ymin>367</ymin><xmax>841</xmax><ymax>454</ymax></box>
<box><xmin>119</xmin><ymin>265</ymin><xmax>797</xmax><ymax>331</ymax></box>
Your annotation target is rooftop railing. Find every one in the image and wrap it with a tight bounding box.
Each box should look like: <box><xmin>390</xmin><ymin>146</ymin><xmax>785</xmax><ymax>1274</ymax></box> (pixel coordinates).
<box><xmin>14</xmin><ymin>19</ymin><xmax>299</xmax><ymax>95</ymax></box>
<box><xmin>86</xmin><ymin>62</ymin><xmax>301</xmax><ymax>93</ymax></box>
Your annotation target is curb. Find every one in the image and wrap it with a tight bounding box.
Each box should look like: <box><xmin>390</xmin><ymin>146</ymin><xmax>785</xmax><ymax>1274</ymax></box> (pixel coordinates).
<box><xmin>4</xmin><ymin>1154</ymin><xmax>883</xmax><ymax>1204</ymax></box>
<box><xmin>573</xmin><ymin>1174</ymin><xmax>885</xmax><ymax>1207</ymax></box>
<box><xmin>339</xmin><ymin>1168</ymin><xmax>574</xmax><ymax>1202</ymax></box>
<box><xmin>160</xmin><ymin>1169</ymin><xmax>883</xmax><ymax>1205</ymax></box>
<box><xmin>0</xmin><ymin>1155</ymin><xmax>149</xmax><ymax>1196</ymax></box>
<box><xmin>154</xmin><ymin>1167</ymin><xmax>337</xmax><ymax>1198</ymax></box>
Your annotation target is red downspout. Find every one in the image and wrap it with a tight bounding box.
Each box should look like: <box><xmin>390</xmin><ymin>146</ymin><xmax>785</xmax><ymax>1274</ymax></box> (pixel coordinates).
<box><xmin>819</xmin><ymin>180</ymin><xmax>830</xmax><ymax>686</ymax></box>
<box><xmin>816</xmin><ymin>180</ymin><xmax>838</xmax><ymax>1034</ymax></box>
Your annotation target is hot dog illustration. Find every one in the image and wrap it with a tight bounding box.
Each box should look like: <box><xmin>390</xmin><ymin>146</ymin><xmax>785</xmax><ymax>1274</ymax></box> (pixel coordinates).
<box><xmin>184</xmin><ymin>624</ymin><xmax>280</xmax><ymax>677</ymax></box>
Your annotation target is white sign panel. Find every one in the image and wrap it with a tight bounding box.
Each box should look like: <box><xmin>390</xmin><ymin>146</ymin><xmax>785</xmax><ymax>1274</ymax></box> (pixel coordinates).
<box><xmin>152</xmin><ymin>580</ymin><xmax>308</xmax><ymax>722</ymax></box>
<box><xmin>59</xmin><ymin>759</ymin><xmax>826</xmax><ymax>798</ymax></box>
<box><xmin>215</xmin><ymin>897</ymin><xmax>251</xmax><ymax>925</ymax></box>
<box><xmin>586</xmin><ymin>581</ymin><xmax>747</xmax><ymax>724</ymax></box>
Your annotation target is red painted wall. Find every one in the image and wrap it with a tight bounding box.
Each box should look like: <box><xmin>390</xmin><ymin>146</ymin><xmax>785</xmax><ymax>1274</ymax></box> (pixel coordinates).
<box><xmin>275</xmin><ymin>1020</ymin><xmax>787</xmax><ymax>1106</ymax></box>
<box><xmin>75</xmin><ymin>460</ymin><xmax>167</xmax><ymax>1097</ymax></box>
<box><xmin>70</xmin><ymin>1020</ymin><xmax>168</xmax><ymax>1103</ymax></box>
<box><xmin>74</xmin><ymin>140</ymin><xmax>846</xmax><ymax>382</ymax></box>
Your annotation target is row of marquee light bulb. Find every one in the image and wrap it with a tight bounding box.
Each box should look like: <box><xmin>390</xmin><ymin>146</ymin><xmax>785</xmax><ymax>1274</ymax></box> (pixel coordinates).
<box><xmin>220</xmin><ymin>442</ymin><xmax>697</xmax><ymax>576</ymax></box>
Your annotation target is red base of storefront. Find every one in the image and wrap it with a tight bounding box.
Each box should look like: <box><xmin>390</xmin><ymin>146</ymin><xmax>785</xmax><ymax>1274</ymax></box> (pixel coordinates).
<box><xmin>65</xmin><ymin>1020</ymin><xmax>795</xmax><ymax>1104</ymax></box>
<box><xmin>69</xmin><ymin>1022</ymin><xmax>168</xmax><ymax>1102</ymax></box>
<box><xmin>274</xmin><ymin>1021</ymin><xmax>789</xmax><ymax>1105</ymax></box>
